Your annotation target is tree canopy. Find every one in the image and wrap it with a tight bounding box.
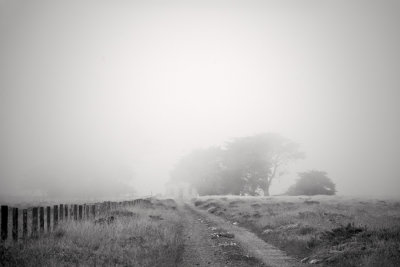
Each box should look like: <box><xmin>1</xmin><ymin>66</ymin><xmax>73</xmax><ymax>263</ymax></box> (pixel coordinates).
<box><xmin>170</xmin><ymin>133</ymin><xmax>304</xmax><ymax>196</ymax></box>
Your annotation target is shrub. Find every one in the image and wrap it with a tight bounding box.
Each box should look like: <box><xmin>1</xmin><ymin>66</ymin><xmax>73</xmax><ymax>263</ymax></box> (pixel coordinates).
<box><xmin>287</xmin><ymin>170</ymin><xmax>336</xmax><ymax>196</ymax></box>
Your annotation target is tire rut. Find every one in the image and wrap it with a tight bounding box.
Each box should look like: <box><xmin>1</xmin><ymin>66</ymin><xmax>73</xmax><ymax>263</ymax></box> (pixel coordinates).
<box><xmin>185</xmin><ymin>204</ymin><xmax>302</xmax><ymax>267</ymax></box>
<box><xmin>178</xmin><ymin>204</ymin><xmax>265</xmax><ymax>267</ymax></box>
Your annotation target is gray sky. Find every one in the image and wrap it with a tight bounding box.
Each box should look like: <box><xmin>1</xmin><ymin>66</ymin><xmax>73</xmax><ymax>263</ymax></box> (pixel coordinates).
<box><xmin>1</xmin><ymin>0</ymin><xmax>399</xmax><ymax>200</ymax></box>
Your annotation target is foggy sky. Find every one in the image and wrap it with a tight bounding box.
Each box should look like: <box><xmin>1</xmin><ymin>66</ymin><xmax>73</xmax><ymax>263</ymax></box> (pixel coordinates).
<box><xmin>1</xmin><ymin>0</ymin><xmax>399</xmax><ymax>201</ymax></box>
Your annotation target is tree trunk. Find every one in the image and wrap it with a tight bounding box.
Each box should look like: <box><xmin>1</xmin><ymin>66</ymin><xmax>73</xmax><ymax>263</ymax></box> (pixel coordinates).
<box><xmin>264</xmin><ymin>183</ymin><xmax>270</xmax><ymax>196</ymax></box>
<box><xmin>264</xmin><ymin>163</ymin><xmax>279</xmax><ymax>196</ymax></box>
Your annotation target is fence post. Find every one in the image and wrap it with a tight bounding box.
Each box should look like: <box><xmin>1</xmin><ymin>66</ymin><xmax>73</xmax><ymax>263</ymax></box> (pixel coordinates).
<box><xmin>32</xmin><ymin>207</ymin><xmax>38</xmax><ymax>237</ymax></box>
<box><xmin>12</xmin><ymin>208</ymin><xmax>18</xmax><ymax>241</ymax></box>
<box><xmin>53</xmin><ymin>205</ymin><xmax>58</xmax><ymax>228</ymax></box>
<box><xmin>1</xmin><ymin>205</ymin><xmax>7</xmax><ymax>241</ymax></box>
<box><xmin>78</xmin><ymin>205</ymin><xmax>83</xmax><ymax>220</ymax></box>
<box><xmin>40</xmin><ymin>207</ymin><xmax>44</xmax><ymax>234</ymax></box>
<box><xmin>22</xmin><ymin>209</ymin><xmax>27</xmax><ymax>238</ymax></box>
<box><xmin>74</xmin><ymin>205</ymin><xmax>78</xmax><ymax>220</ymax></box>
<box><xmin>46</xmin><ymin>206</ymin><xmax>51</xmax><ymax>232</ymax></box>
<box><xmin>91</xmin><ymin>205</ymin><xmax>96</xmax><ymax>219</ymax></box>
<box><xmin>65</xmin><ymin>205</ymin><xmax>68</xmax><ymax>220</ymax></box>
<box><xmin>60</xmin><ymin>204</ymin><xmax>64</xmax><ymax>221</ymax></box>
<box><xmin>86</xmin><ymin>205</ymin><xmax>90</xmax><ymax>219</ymax></box>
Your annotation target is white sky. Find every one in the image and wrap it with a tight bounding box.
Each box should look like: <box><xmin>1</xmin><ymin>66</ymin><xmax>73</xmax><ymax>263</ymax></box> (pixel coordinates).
<box><xmin>1</xmin><ymin>0</ymin><xmax>399</xmax><ymax>199</ymax></box>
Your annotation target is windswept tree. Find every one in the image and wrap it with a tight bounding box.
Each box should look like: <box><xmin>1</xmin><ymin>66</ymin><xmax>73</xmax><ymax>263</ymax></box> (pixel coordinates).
<box><xmin>169</xmin><ymin>133</ymin><xmax>304</xmax><ymax>196</ymax></box>
<box><xmin>287</xmin><ymin>170</ymin><xmax>336</xmax><ymax>196</ymax></box>
<box><xmin>224</xmin><ymin>133</ymin><xmax>304</xmax><ymax>196</ymax></box>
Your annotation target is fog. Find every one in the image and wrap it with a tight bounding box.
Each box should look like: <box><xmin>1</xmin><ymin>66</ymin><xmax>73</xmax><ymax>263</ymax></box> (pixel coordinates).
<box><xmin>1</xmin><ymin>0</ymin><xmax>399</xmax><ymax>202</ymax></box>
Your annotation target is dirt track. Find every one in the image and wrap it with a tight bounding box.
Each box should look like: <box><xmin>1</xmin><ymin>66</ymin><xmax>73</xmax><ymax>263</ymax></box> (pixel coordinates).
<box><xmin>178</xmin><ymin>203</ymin><xmax>300</xmax><ymax>267</ymax></box>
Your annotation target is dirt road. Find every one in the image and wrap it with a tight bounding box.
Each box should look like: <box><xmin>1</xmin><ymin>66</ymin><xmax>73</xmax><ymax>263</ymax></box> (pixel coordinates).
<box><xmin>178</xmin><ymin>204</ymin><xmax>300</xmax><ymax>267</ymax></box>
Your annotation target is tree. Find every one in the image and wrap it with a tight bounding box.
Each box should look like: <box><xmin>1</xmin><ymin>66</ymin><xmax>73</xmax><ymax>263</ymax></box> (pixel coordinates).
<box><xmin>169</xmin><ymin>133</ymin><xmax>304</xmax><ymax>196</ymax></box>
<box><xmin>170</xmin><ymin>147</ymin><xmax>223</xmax><ymax>195</ymax></box>
<box><xmin>287</xmin><ymin>170</ymin><xmax>336</xmax><ymax>196</ymax></box>
<box><xmin>223</xmin><ymin>133</ymin><xmax>304</xmax><ymax>196</ymax></box>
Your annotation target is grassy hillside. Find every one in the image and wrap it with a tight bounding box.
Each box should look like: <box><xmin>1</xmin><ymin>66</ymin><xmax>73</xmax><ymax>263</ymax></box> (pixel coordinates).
<box><xmin>193</xmin><ymin>195</ymin><xmax>400</xmax><ymax>266</ymax></box>
<box><xmin>0</xmin><ymin>198</ymin><xmax>183</xmax><ymax>267</ymax></box>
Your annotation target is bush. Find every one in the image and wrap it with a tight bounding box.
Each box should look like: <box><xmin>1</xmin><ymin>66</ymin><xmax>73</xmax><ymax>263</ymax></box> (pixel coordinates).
<box><xmin>287</xmin><ymin>170</ymin><xmax>336</xmax><ymax>196</ymax></box>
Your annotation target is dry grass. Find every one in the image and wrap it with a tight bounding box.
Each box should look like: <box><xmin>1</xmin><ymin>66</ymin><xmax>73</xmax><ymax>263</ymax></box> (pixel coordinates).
<box><xmin>0</xmin><ymin>198</ymin><xmax>183</xmax><ymax>267</ymax></box>
<box><xmin>193</xmin><ymin>195</ymin><xmax>400</xmax><ymax>266</ymax></box>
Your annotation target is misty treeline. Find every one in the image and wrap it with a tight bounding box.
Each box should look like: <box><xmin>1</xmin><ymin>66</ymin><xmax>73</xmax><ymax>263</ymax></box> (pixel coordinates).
<box><xmin>170</xmin><ymin>133</ymin><xmax>337</xmax><ymax>196</ymax></box>
<box><xmin>170</xmin><ymin>133</ymin><xmax>305</xmax><ymax>196</ymax></box>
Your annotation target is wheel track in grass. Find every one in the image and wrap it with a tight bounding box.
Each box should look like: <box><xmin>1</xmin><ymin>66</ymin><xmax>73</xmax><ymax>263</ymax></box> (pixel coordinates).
<box><xmin>178</xmin><ymin>203</ymin><xmax>302</xmax><ymax>267</ymax></box>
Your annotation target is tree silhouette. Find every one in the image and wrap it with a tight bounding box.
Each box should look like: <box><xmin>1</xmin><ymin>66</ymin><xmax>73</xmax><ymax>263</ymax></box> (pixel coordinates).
<box><xmin>287</xmin><ymin>170</ymin><xmax>336</xmax><ymax>196</ymax></box>
<box><xmin>170</xmin><ymin>133</ymin><xmax>304</xmax><ymax>196</ymax></box>
<box><xmin>224</xmin><ymin>133</ymin><xmax>304</xmax><ymax>196</ymax></box>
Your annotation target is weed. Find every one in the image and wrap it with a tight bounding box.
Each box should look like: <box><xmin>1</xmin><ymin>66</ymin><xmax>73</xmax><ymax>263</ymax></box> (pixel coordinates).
<box><xmin>53</xmin><ymin>228</ymin><xmax>66</xmax><ymax>239</ymax></box>
<box><xmin>194</xmin><ymin>200</ymin><xmax>204</xmax><ymax>206</ymax></box>
<box><xmin>298</xmin><ymin>225</ymin><xmax>315</xmax><ymax>235</ymax></box>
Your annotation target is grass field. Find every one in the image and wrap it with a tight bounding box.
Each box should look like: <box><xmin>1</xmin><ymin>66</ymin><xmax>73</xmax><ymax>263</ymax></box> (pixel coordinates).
<box><xmin>193</xmin><ymin>195</ymin><xmax>400</xmax><ymax>266</ymax></box>
<box><xmin>0</xmin><ymin>198</ymin><xmax>183</xmax><ymax>267</ymax></box>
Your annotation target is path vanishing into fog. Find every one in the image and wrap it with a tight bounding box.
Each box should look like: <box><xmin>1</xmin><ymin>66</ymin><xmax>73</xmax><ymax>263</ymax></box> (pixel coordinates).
<box><xmin>178</xmin><ymin>203</ymin><xmax>300</xmax><ymax>267</ymax></box>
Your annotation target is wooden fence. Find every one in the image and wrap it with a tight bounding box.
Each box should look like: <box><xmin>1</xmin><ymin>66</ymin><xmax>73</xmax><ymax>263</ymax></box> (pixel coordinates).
<box><xmin>0</xmin><ymin>200</ymin><xmax>142</xmax><ymax>242</ymax></box>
